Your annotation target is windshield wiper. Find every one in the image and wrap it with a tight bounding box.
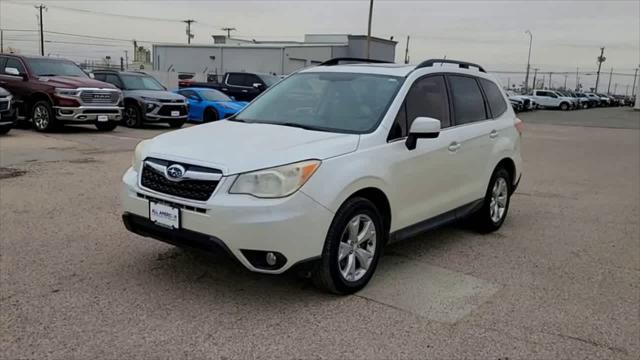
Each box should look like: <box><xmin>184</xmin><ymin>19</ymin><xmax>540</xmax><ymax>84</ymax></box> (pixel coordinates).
<box><xmin>38</xmin><ymin>74</ymin><xmax>59</xmax><ymax>77</ymax></box>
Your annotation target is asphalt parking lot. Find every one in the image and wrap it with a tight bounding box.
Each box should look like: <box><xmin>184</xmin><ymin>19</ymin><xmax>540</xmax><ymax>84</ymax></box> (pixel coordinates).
<box><xmin>1</xmin><ymin>107</ymin><xmax>639</xmax><ymax>359</ymax></box>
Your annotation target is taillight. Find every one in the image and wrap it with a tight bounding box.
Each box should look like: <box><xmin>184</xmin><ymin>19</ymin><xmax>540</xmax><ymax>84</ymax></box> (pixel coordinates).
<box><xmin>515</xmin><ymin>118</ymin><xmax>524</xmax><ymax>135</ymax></box>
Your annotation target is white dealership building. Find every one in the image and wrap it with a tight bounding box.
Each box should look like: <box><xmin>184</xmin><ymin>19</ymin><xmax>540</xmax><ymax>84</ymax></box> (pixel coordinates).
<box><xmin>152</xmin><ymin>34</ymin><xmax>397</xmax><ymax>79</ymax></box>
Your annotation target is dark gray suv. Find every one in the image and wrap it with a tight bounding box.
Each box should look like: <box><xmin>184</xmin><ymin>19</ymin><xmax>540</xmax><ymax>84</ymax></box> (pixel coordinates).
<box><xmin>93</xmin><ymin>70</ymin><xmax>188</xmax><ymax>128</ymax></box>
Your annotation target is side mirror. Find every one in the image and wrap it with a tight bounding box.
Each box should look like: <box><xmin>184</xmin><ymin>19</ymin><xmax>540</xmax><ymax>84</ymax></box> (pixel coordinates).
<box><xmin>405</xmin><ymin>117</ymin><xmax>441</xmax><ymax>150</ymax></box>
<box><xmin>5</xmin><ymin>67</ymin><xmax>26</xmax><ymax>80</ymax></box>
<box><xmin>88</xmin><ymin>73</ymin><xmax>95</xmax><ymax>79</ymax></box>
<box><xmin>252</xmin><ymin>82</ymin><xmax>263</xmax><ymax>89</ymax></box>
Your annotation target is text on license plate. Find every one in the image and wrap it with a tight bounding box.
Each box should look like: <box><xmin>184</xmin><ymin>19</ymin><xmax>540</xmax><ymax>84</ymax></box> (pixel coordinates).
<box><xmin>149</xmin><ymin>202</ymin><xmax>180</xmax><ymax>229</ymax></box>
<box><xmin>171</xmin><ymin>111</ymin><xmax>180</xmax><ymax>117</ymax></box>
<box><xmin>97</xmin><ymin>115</ymin><xmax>109</xmax><ymax>122</ymax></box>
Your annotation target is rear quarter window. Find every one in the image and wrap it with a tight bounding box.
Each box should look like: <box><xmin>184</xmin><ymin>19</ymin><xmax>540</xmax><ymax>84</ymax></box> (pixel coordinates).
<box><xmin>479</xmin><ymin>78</ymin><xmax>508</xmax><ymax>118</ymax></box>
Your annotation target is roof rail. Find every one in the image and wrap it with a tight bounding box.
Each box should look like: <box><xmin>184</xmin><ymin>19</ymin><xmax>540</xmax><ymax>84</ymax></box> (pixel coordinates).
<box><xmin>416</xmin><ymin>59</ymin><xmax>486</xmax><ymax>73</ymax></box>
<box><xmin>319</xmin><ymin>57</ymin><xmax>393</xmax><ymax>66</ymax></box>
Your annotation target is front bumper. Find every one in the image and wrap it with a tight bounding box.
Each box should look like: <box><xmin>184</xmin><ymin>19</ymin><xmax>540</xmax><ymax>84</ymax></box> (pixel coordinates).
<box><xmin>54</xmin><ymin>106</ymin><xmax>122</xmax><ymax>122</ymax></box>
<box><xmin>142</xmin><ymin>103</ymin><xmax>188</xmax><ymax>122</ymax></box>
<box><xmin>121</xmin><ymin>167</ymin><xmax>334</xmax><ymax>274</ymax></box>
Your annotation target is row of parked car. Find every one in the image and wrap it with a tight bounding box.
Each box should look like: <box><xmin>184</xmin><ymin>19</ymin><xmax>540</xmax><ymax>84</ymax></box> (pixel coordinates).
<box><xmin>505</xmin><ymin>89</ymin><xmax>635</xmax><ymax>112</ymax></box>
<box><xmin>0</xmin><ymin>54</ymin><xmax>255</xmax><ymax>135</ymax></box>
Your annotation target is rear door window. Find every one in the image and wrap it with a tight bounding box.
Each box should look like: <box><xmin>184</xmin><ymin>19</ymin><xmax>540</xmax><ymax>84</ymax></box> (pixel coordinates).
<box><xmin>447</xmin><ymin>75</ymin><xmax>488</xmax><ymax>125</ymax></box>
<box><xmin>479</xmin><ymin>78</ymin><xmax>507</xmax><ymax>118</ymax></box>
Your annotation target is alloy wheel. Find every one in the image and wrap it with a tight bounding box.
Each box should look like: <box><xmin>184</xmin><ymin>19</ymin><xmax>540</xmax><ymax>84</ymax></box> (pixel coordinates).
<box><xmin>490</xmin><ymin>177</ymin><xmax>508</xmax><ymax>223</ymax></box>
<box><xmin>125</xmin><ymin>107</ymin><xmax>138</xmax><ymax>127</ymax></box>
<box><xmin>338</xmin><ymin>214</ymin><xmax>377</xmax><ymax>282</ymax></box>
<box><xmin>33</xmin><ymin>105</ymin><xmax>49</xmax><ymax>130</ymax></box>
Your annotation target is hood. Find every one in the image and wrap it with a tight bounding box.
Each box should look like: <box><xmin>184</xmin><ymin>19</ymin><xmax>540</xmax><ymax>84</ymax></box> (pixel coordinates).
<box><xmin>0</xmin><ymin>87</ymin><xmax>10</xmax><ymax>96</ymax></box>
<box><xmin>145</xmin><ymin>120</ymin><xmax>359</xmax><ymax>175</ymax></box>
<box><xmin>37</xmin><ymin>75</ymin><xmax>117</xmax><ymax>89</ymax></box>
<box><xmin>509</xmin><ymin>95</ymin><xmax>531</xmax><ymax>101</ymax></box>
<box><xmin>127</xmin><ymin>90</ymin><xmax>185</xmax><ymax>101</ymax></box>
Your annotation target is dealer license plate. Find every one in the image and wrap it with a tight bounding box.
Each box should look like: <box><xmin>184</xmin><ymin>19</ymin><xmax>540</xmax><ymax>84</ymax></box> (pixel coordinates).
<box><xmin>97</xmin><ymin>115</ymin><xmax>109</xmax><ymax>122</ymax></box>
<box><xmin>149</xmin><ymin>202</ymin><xmax>180</xmax><ymax>229</ymax></box>
<box><xmin>171</xmin><ymin>111</ymin><xmax>180</xmax><ymax>117</ymax></box>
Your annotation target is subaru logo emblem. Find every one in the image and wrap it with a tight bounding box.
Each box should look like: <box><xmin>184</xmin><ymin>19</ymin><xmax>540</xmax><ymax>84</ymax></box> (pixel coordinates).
<box><xmin>166</xmin><ymin>164</ymin><xmax>186</xmax><ymax>180</ymax></box>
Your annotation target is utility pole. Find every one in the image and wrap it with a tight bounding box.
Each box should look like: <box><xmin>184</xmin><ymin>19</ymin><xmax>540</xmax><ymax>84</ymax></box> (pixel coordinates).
<box><xmin>594</xmin><ymin>47</ymin><xmax>606</xmax><ymax>92</ymax></box>
<box><xmin>366</xmin><ymin>0</ymin><xmax>374</xmax><ymax>59</ymax></box>
<box><xmin>564</xmin><ymin>74</ymin><xmax>568</xmax><ymax>89</ymax></box>
<box><xmin>1</xmin><ymin>29</ymin><xmax>3</xmax><ymax>53</ymax></box>
<box><xmin>548</xmin><ymin>72</ymin><xmax>553</xmax><ymax>89</ymax></box>
<box><xmin>120</xmin><ymin>57</ymin><xmax>124</xmax><ymax>71</ymax></box>
<box><xmin>35</xmin><ymin>4</ymin><xmax>47</xmax><ymax>56</ymax></box>
<box><xmin>524</xmin><ymin>30</ymin><xmax>533</xmax><ymax>92</ymax></box>
<box><xmin>221</xmin><ymin>27</ymin><xmax>236</xmax><ymax>38</ymax></box>
<box><xmin>183</xmin><ymin>19</ymin><xmax>195</xmax><ymax>44</ymax></box>
<box><xmin>575</xmin><ymin>67</ymin><xmax>580</xmax><ymax>91</ymax></box>
<box><xmin>632</xmin><ymin>67</ymin><xmax>638</xmax><ymax>97</ymax></box>
<box><xmin>532</xmin><ymin>68</ymin><xmax>539</xmax><ymax>91</ymax></box>
<box><xmin>607</xmin><ymin>67</ymin><xmax>613</xmax><ymax>94</ymax></box>
<box><xmin>124</xmin><ymin>50</ymin><xmax>129</xmax><ymax>69</ymax></box>
<box><xmin>404</xmin><ymin>35</ymin><xmax>410</xmax><ymax>64</ymax></box>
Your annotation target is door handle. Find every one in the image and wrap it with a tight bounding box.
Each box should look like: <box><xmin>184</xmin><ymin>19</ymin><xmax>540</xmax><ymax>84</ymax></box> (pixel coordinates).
<box><xmin>489</xmin><ymin>130</ymin><xmax>499</xmax><ymax>139</ymax></box>
<box><xmin>222</xmin><ymin>88</ymin><xmax>228</xmax><ymax>91</ymax></box>
<box><xmin>448</xmin><ymin>142</ymin><xmax>461</xmax><ymax>152</ymax></box>
<box><xmin>242</xmin><ymin>90</ymin><xmax>248</xmax><ymax>93</ymax></box>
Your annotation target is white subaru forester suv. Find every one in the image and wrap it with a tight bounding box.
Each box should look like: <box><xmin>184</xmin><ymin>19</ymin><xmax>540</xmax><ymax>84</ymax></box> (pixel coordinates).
<box><xmin>122</xmin><ymin>58</ymin><xmax>523</xmax><ymax>294</ymax></box>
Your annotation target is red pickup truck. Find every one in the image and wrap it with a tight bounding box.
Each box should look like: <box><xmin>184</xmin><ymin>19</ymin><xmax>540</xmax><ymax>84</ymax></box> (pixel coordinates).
<box><xmin>0</xmin><ymin>54</ymin><xmax>123</xmax><ymax>132</ymax></box>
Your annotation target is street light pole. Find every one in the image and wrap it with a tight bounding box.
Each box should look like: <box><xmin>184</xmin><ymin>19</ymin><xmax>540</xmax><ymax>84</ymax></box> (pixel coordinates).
<box><xmin>366</xmin><ymin>0</ymin><xmax>374</xmax><ymax>59</ymax></box>
<box><xmin>524</xmin><ymin>30</ymin><xmax>533</xmax><ymax>93</ymax></box>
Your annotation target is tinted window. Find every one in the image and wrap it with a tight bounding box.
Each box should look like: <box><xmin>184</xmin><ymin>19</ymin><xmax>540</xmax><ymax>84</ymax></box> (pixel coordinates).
<box><xmin>226</xmin><ymin>73</ymin><xmax>247</xmax><ymax>86</ymax></box>
<box><xmin>448</xmin><ymin>75</ymin><xmax>487</xmax><ymax>125</ymax></box>
<box><xmin>245</xmin><ymin>74</ymin><xmax>263</xmax><ymax>87</ymax></box>
<box><xmin>199</xmin><ymin>89</ymin><xmax>231</xmax><ymax>101</ymax></box>
<box><xmin>102</xmin><ymin>74</ymin><xmax>123</xmax><ymax>88</ymax></box>
<box><xmin>178</xmin><ymin>90</ymin><xmax>199</xmax><ymax>100</ymax></box>
<box><xmin>5</xmin><ymin>58</ymin><xmax>26</xmax><ymax>74</ymax></box>
<box><xmin>406</xmin><ymin>76</ymin><xmax>450</xmax><ymax>130</ymax></box>
<box><xmin>479</xmin><ymin>78</ymin><xmax>507</xmax><ymax>117</ymax></box>
<box><xmin>0</xmin><ymin>57</ymin><xmax>7</xmax><ymax>71</ymax></box>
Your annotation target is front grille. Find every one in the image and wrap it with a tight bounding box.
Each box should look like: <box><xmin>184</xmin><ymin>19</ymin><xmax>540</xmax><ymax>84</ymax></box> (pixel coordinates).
<box><xmin>158</xmin><ymin>105</ymin><xmax>187</xmax><ymax>116</ymax></box>
<box><xmin>80</xmin><ymin>90</ymin><xmax>119</xmax><ymax>105</ymax></box>
<box><xmin>0</xmin><ymin>101</ymin><xmax>8</xmax><ymax>111</ymax></box>
<box><xmin>141</xmin><ymin>163</ymin><xmax>219</xmax><ymax>201</ymax></box>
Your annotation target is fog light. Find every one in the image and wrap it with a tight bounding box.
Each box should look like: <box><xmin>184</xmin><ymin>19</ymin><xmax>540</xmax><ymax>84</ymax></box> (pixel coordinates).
<box><xmin>265</xmin><ymin>252</ymin><xmax>277</xmax><ymax>266</ymax></box>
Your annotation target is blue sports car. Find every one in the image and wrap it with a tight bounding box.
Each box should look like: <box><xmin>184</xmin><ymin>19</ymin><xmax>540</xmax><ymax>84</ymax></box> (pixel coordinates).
<box><xmin>174</xmin><ymin>87</ymin><xmax>248</xmax><ymax>123</ymax></box>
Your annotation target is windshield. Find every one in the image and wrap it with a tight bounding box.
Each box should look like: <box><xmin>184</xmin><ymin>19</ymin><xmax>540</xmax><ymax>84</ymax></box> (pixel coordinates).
<box><xmin>121</xmin><ymin>74</ymin><xmax>164</xmax><ymax>90</ymax></box>
<box><xmin>199</xmin><ymin>89</ymin><xmax>232</xmax><ymax>102</ymax></box>
<box><xmin>235</xmin><ymin>72</ymin><xmax>403</xmax><ymax>133</ymax></box>
<box><xmin>258</xmin><ymin>74</ymin><xmax>280</xmax><ymax>87</ymax></box>
<box><xmin>26</xmin><ymin>59</ymin><xmax>87</xmax><ymax>77</ymax></box>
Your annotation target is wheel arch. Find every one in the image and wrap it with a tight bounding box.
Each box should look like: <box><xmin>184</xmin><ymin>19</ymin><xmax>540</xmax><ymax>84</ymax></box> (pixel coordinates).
<box><xmin>495</xmin><ymin>157</ymin><xmax>516</xmax><ymax>190</ymax></box>
<box><xmin>341</xmin><ymin>187</ymin><xmax>392</xmax><ymax>234</ymax></box>
<box><xmin>27</xmin><ymin>92</ymin><xmax>53</xmax><ymax>112</ymax></box>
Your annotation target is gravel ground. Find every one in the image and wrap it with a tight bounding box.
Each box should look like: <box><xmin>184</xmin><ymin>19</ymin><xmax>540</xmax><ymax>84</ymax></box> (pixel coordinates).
<box><xmin>1</xmin><ymin>108</ymin><xmax>639</xmax><ymax>359</ymax></box>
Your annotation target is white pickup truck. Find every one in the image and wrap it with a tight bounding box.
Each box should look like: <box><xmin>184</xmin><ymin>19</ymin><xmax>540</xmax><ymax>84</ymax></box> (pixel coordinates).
<box><xmin>530</xmin><ymin>90</ymin><xmax>576</xmax><ymax>110</ymax></box>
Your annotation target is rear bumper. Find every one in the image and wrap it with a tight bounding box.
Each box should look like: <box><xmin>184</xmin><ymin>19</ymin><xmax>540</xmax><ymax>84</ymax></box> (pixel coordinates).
<box><xmin>54</xmin><ymin>106</ymin><xmax>122</xmax><ymax>122</ymax></box>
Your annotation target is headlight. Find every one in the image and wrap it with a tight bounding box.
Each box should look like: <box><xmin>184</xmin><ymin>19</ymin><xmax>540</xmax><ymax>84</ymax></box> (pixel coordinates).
<box><xmin>132</xmin><ymin>140</ymin><xmax>151</xmax><ymax>172</ymax></box>
<box><xmin>55</xmin><ymin>88</ymin><xmax>80</xmax><ymax>97</ymax></box>
<box><xmin>141</xmin><ymin>96</ymin><xmax>159</xmax><ymax>102</ymax></box>
<box><xmin>229</xmin><ymin>160</ymin><xmax>321</xmax><ymax>198</ymax></box>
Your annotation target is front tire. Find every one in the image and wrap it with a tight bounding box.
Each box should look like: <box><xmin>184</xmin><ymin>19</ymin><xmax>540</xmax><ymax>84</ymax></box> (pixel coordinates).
<box><xmin>124</xmin><ymin>103</ymin><xmax>143</xmax><ymax>128</ymax></box>
<box><xmin>472</xmin><ymin>167</ymin><xmax>512</xmax><ymax>233</ymax></box>
<box><xmin>0</xmin><ymin>124</ymin><xmax>11</xmax><ymax>135</ymax></box>
<box><xmin>31</xmin><ymin>100</ymin><xmax>56</xmax><ymax>132</ymax></box>
<box><xmin>203</xmin><ymin>107</ymin><xmax>219</xmax><ymax>123</ymax></box>
<box><xmin>559</xmin><ymin>102</ymin><xmax>569</xmax><ymax>111</ymax></box>
<box><xmin>312</xmin><ymin>197</ymin><xmax>385</xmax><ymax>294</ymax></box>
<box><xmin>168</xmin><ymin>119</ymin><xmax>186</xmax><ymax>128</ymax></box>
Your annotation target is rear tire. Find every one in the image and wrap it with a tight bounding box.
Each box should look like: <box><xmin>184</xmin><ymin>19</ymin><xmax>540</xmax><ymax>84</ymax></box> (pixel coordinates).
<box><xmin>168</xmin><ymin>119</ymin><xmax>186</xmax><ymax>129</ymax></box>
<box><xmin>31</xmin><ymin>100</ymin><xmax>57</xmax><ymax>132</ymax></box>
<box><xmin>312</xmin><ymin>197</ymin><xmax>385</xmax><ymax>295</ymax></box>
<box><xmin>0</xmin><ymin>124</ymin><xmax>11</xmax><ymax>134</ymax></box>
<box><xmin>559</xmin><ymin>102</ymin><xmax>569</xmax><ymax>111</ymax></box>
<box><xmin>203</xmin><ymin>107</ymin><xmax>219</xmax><ymax>123</ymax></box>
<box><xmin>95</xmin><ymin>121</ymin><xmax>117</xmax><ymax>131</ymax></box>
<box><xmin>472</xmin><ymin>167</ymin><xmax>512</xmax><ymax>233</ymax></box>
